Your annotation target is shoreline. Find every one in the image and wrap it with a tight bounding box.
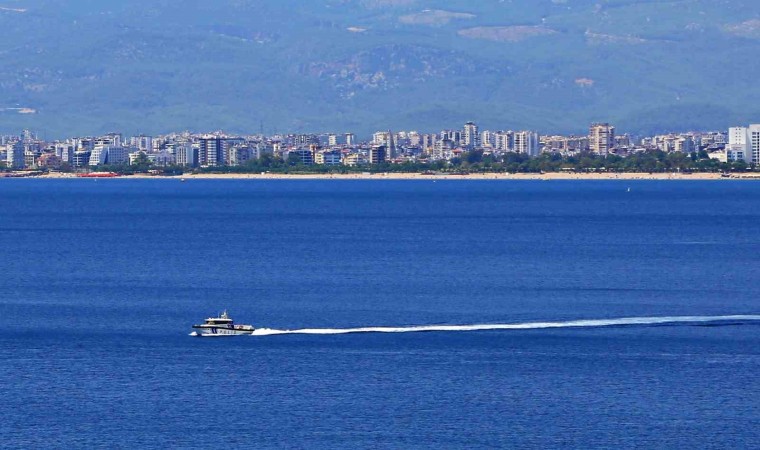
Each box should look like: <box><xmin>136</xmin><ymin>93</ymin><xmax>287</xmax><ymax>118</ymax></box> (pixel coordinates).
<box><xmin>17</xmin><ymin>172</ymin><xmax>760</xmax><ymax>181</ymax></box>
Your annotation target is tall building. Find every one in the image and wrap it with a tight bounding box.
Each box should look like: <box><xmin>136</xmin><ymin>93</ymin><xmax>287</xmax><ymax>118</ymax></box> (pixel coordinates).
<box><xmin>383</xmin><ymin>131</ymin><xmax>396</xmax><ymax>160</ymax></box>
<box><xmin>96</xmin><ymin>133</ymin><xmax>122</xmax><ymax>148</ymax></box>
<box><xmin>174</xmin><ymin>143</ymin><xmax>198</xmax><ymax>167</ymax></box>
<box><xmin>89</xmin><ymin>145</ymin><xmax>126</xmax><ymax>166</ymax></box>
<box><xmin>750</xmin><ymin>124</ymin><xmax>760</xmax><ymax>164</ymax></box>
<box><xmin>88</xmin><ymin>143</ymin><xmax>110</xmax><ymax>166</ymax></box>
<box><xmin>463</xmin><ymin>122</ymin><xmax>480</xmax><ymax>149</ymax></box>
<box><xmin>728</xmin><ymin>127</ymin><xmax>749</xmax><ymax>148</ymax></box>
<box><xmin>369</xmin><ymin>145</ymin><xmax>386</xmax><ymax>164</ymax></box>
<box><xmin>24</xmin><ymin>150</ymin><xmax>37</xmax><ymax>169</ymax></box>
<box><xmin>440</xmin><ymin>130</ymin><xmax>462</xmax><ymax>146</ymax></box>
<box><xmin>433</xmin><ymin>138</ymin><xmax>454</xmax><ymax>160</ymax></box>
<box><xmin>589</xmin><ymin>123</ymin><xmax>615</xmax><ymax>155</ymax></box>
<box><xmin>88</xmin><ymin>145</ymin><xmax>108</xmax><ymax>166</ymax></box>
<box><xmin>480</xmin><ymin>130</ymin><xmax>495</xmax><ymax>148</ymax></box>
<box><xmin>198</xmin><ymin>136</ymin><xmax>224</xmax><ymax>166</ymax></box>
<box><xmin>372</xmin><ymin>131</ymin><xmax>390</xmax><ymax>146</ymax></box>
<box><xmin>328</xmin><ymin>134</ymin><xmax>338</xmax><ymax>147</ymax></box>
<box><xmin>726</xmin><ymin>127</ymin><xmax>749</xmax><ymax>162</ymax></box>
<box><xmin>674</xmin><ymin>136</ymin><xmax>695</xmax><ymax>154</ymax></box>
<box><xmin>344</xmin><ymin>133</ymin><xmax>356</xmax><ymax>146</ymax></box>
<box><xmin>55</xmin><ymin>143</ymin><xmax>75</xmax><ymax>164</ymax></box>
<box><xmin>514</xmin><ymin>131</ymin><xmax>540</xmax><ymax>156</ymax></box>
<box><xmin>494</xmin><ymin>131</ymin><xmax>514</xmax><ymax>152</ymax></box>
<box><xmin>227</xmin><ymin>145</ymin><xmax>253</xmax><ymax>166</ymax></box>
<box><xmin>6</xmin><ymin>141</ymin><xmax>24</xmax><ymax>169</ymax></box>
<box><xmin>422</xmin><ymin>134</ymin><xmax>436</xmax><ymax>153</ymax></box>
<box><xmin>130</xmin><ymin>135</ymin><xmax>153</xmax><ymax>152</ymax></box>
<box><xmin>294</xmin><ymin>134</ymin><xmax>319</xmax><ymax>148</ymax></box>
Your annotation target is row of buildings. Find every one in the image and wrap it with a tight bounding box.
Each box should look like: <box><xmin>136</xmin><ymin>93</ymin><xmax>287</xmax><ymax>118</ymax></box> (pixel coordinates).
<box><xmin>1</xmin><ymin>122</ymin><xmax>758</xmax><ymax>170</ymax></box>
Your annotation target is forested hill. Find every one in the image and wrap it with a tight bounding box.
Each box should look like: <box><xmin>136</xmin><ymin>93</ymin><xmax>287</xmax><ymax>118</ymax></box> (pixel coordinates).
<box><xmin>1</xmin><ymin>0</ymin><xmax>758</xmax><ymax>137</ymax></box>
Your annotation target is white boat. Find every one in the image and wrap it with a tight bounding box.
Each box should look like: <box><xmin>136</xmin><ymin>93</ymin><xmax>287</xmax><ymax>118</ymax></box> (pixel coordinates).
<box><xmin>190</xmin><ymin>311</ymin><xmax>255</xmax><ymax>337</ymax></box>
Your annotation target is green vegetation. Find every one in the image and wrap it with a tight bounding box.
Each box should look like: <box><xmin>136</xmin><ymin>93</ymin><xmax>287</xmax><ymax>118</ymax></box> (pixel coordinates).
<box><xmin>83</xmin><ymin>150</ymin><xmax>751</xmax><ymax>176</ymax></box>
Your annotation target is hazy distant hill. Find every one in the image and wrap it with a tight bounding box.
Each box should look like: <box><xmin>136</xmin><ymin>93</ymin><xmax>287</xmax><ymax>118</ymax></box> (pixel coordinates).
<box><xmin>0</xmin><ymin>0</ymin><xmax>758</xmax><ymax>137</ymax></box>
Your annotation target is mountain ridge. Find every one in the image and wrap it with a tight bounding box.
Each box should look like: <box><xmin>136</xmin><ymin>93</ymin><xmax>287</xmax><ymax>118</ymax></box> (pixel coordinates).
<box><xmin>0</xmin><ymin>0</ymin><xmax>757</xmax><ymax>138</ymax></box>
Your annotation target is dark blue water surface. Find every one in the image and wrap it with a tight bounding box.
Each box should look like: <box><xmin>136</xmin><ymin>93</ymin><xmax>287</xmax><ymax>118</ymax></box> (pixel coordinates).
<box><xmin>1</xmin><ymin>179</ymin><xmax>759</xmax><ymax>448</ymax></box>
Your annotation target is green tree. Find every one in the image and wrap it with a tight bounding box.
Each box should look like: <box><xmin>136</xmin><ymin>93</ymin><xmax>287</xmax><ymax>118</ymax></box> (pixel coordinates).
<box><xmin>465</xmin><ymin>150</ymin><xmax>484</xmax><ymax>165</ymax></box>
<box><xmin>130</xmin><ymin>153</ymin><xmax>153</xmax><ymax>172</ymax></box>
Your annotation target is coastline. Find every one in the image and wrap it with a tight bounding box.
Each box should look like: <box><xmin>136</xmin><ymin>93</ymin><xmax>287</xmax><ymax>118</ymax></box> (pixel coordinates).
<box><xmin>25</xmin><ymin>172</ymin><xmax>760</xmax><ymax>181</ymax></box>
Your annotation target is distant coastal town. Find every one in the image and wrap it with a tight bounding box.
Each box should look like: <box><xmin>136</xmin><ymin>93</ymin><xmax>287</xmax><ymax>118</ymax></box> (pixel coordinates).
<box><xmin>1</xmin><ymin>121</ymin><xmax>759</xmax><ymax>177</ymax></box>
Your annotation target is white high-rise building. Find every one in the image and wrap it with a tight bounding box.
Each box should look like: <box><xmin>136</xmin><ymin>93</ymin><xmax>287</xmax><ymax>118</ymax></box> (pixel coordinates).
<box><xmin>750</xmin><ymin>124</ymin><xmax>760</xmax><ymax>164</ymax></box>
<box><xmin>89</xmin><ymin>146</ymin><xmax>108</xmax><ymax>166</ymax></box>
<box><xmin>463</xmin><ymin>122</ymin><xmax>480</xmax><ymax>149</ymax></box>
<box><xmin>6</xmin><ymin>141</ymin><xmax>25</xmax><ymax>169</ymax></box>
<box><xmin>495</xmin><ymin>131</ymin><xmax>514</xmax><ymax>152</ymax></box>
<box><xmin>372</xmin><ymin>131</ymin><xmax>390</xmax><ymax>146</ymax></box>
<box><xmin>89</xmin><ymin>146</ymin><xmax>131</xmax><ymax>166</ymax></box>
<box><xmin>480</xmin><ymin>130</ymin><xmax>495</xmax><ymax>148</ymax></box>
<box><xmin>514</xmin><ymin>131</ymin><xmax>540</xmax><ymax>156</ymax></box>
<box><xmin>440</xmin><ymin>130</ymin><xmax>462</xmax><ymax>146</ymax></box>
<box><xmin>674</xmin><ymin>136</ymin><xmax>695</xmax><ymax>154</ymax></box>
<box><xmin>727</xmin><ymin>125</ymin><xmax>760</xmax><ymax>163</ymax></box>
<box><xmin>589</xmin><ymin>123</ymin><xmax>615</xmax><ymax>155</ymax></box>
<box><xmin>729</xmin><ymin>127</ymin><xmax>749</xmax><ymax>147</ymax></box>
<box><xmin>130</xmin><ymin>135</ymin><xmax>153</xmax><ymax>152</ymax></box>
<box><xmin>95</xmin><ymin>133</ymin><xmax>122</xmax><ymax>148</ymax></box>
<box><xmin>55</xmin><ymin>143</ymin><xmax>75</xmax><ymax>164</ymax></box>
<box><xmin>174</xmin><ymin>143</ymin><xmax>198</xmax><ymax>167</ymax></box>
<box><xmin>727</xmin><ymin>127</ymin><xmax>751</xmax><ymax>162</ymax></box>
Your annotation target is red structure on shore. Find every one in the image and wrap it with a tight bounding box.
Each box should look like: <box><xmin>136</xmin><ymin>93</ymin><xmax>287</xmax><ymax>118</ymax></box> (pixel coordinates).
<box><xmin>77</xmin><ymin>172</ymin><xmax>120</xmax><ymax>178</ymax></box>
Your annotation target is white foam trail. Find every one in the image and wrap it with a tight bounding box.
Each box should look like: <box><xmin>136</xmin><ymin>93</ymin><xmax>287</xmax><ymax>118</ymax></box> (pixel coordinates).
<box><xmin>250</xmin><ymin>315</ymin><xmax>760</xmax><ymax>337</ymax></box>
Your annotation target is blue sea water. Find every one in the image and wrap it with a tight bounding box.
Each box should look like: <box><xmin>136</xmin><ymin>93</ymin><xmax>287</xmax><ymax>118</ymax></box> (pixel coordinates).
<box><xmin>0</xmin><ymin>179</ymin><xmax>759</xmax><ymax>448</ymax></box>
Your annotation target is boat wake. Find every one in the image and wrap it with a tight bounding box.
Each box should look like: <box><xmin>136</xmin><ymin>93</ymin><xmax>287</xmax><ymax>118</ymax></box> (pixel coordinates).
<box><xmin>250</xmin><ymin>315</ymin><xmax>760</xmax><ymax>337</ymax></box>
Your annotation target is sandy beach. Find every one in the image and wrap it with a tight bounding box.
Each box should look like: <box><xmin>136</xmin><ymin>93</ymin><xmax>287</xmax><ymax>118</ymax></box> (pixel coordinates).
<box><xmin>29</xmin><ymin>171</ymin><xmax>760</xmax><ymax>181</ymax></box>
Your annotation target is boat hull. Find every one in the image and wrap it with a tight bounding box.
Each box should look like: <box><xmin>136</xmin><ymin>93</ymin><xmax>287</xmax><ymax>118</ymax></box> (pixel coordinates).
<box><xmin>190</xmin><ymin>332</ymin><xmax>251</xmax><ymax>337</ymax></box>
<box><xmin>191</xmin><ymin>325</ymin><xmax>255</xmax><ymax>337</ymax></box>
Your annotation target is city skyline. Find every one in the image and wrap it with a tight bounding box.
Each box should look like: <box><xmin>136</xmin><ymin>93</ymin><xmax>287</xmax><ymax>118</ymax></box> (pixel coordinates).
<box><xmin>2</xmin><ymin>120</ymin><xmax>757</xmax><ymax>171</ymax></box>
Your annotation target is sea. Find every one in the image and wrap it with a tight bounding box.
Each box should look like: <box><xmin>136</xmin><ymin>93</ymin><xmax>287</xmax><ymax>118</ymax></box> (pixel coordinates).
<box><xmin>1</xmin><ymin>179</ymin><xmax>759</xmax><ymax>449</ymax></box>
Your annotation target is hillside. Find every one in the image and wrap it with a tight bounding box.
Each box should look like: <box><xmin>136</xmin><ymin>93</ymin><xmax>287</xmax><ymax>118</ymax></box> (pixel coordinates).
<box><xmin>0</xmin><ymin>0</ymin><xmax>758</xmax><ymax>137</ymax></box>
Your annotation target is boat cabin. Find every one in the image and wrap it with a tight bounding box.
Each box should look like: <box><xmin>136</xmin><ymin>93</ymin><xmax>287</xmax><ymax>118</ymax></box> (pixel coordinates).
<box><xmin>203</xmin><ymin>311</ymin><xmax>234</xmax><ymax>326</ymax></box>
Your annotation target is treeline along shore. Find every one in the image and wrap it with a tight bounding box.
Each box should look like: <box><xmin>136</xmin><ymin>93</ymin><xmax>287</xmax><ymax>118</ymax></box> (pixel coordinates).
<box><xmin>4</xmin><ymin>149</ymin><xmax>757</xmax><ymax>179</ymax></box>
